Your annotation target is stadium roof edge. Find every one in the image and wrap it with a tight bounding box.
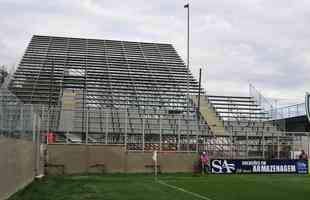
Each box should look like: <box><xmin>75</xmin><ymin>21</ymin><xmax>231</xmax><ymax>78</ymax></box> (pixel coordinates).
<box><xmin>31</xmin><ymin>34</ymin><xmax>174</xmax><ymax>47</ymax></box>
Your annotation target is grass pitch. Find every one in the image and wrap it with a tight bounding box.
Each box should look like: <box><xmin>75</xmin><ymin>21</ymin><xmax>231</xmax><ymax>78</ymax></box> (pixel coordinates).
<box><xmin>9</xmin><ymin>174</ymin><xmax>310</xmax><ymax>200</ymax></box>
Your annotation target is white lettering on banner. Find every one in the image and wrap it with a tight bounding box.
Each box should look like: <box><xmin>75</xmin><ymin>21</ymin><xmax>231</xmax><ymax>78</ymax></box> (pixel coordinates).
<box><xmin>242</xmin><ymin>161</ymin><xmax>267</xmax><ymax>166</ymax></box>
<box><xmin>253</xmin><ymin>165</ymin><xmax>296</xmax><ymax>173</ymax></box>
<box><xmin>211</xmin><ymin>160</ymin><xmax>235</xmax><ymax>173</ymax></box>
<box><xmin>212</xmin><ymin>160</ymin><xmax>299</xmax><ymax>174</ymax></box>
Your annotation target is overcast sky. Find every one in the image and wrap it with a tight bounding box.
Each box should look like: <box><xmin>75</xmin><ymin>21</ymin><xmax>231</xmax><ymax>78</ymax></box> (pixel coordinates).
<box><xmin>1</xmin><ymin>0</ymin><xmax>309</xmax><ymax>106</ymax></box>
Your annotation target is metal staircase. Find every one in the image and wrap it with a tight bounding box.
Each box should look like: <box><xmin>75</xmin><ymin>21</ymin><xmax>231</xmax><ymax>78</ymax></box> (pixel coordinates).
<box><xmin>193</xmin><ymin>95</ymin><xmax>282</xmax><ymax>158</ymax></box>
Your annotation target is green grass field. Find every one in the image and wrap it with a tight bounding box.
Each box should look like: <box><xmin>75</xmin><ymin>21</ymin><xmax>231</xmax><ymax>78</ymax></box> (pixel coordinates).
<box><xmin>9</xmin><ymin>174</ymin><xmax>310</xmax><ymax>200</ymax></box>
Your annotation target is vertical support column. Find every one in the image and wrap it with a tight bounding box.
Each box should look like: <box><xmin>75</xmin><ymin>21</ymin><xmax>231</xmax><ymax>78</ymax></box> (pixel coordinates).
<box><xmin>277</xmin><ymin>135</ymin><xmax>280</xmax><ymax>159</ymax></box>
<box><xmin>99</xmin><ymin>107</ymin><xmax>103</xmax><ymax>134</ymax></box>
<box><xmin>230</xmin><ymin>130</ymin><xmax>233</xmax><ymax>159</ymax></box>
<box><xmin>142</xmin><ymin>118</ymin><xmax>145</xmax><ymax>151</ymax></box>
<box><xmin>32</xmin><ymin>105</ymin><xmax>36</xmax><ymax>142</ymax></box>
<box><xmin>159</xmin><ymin>114</ymin><xmax>162</xmax><ymax>151</ymax></box>
<box><xmin>197</xmin><ymin>68</ymin><xmax>202</xmax><ymax>112</ymax></box>
<box><xmin>86</xmin><ymin>107</ymin><xmax>89</xmax><ymax>144</ymax></box>
<box><xmin>196</xmin><ymin>135</ymin><xmax>198</xmax><ymax>152</ymax></box>
<box><xmin>262</xmin><ymin>134</ymin><xmax>265</xmax><ymax>159</ymax></box>
<box><xmin>8</xmin><ymin>103</ymin><xmax>12</xmax><ymax>137</ymax></box>
<box><xmin>212</xmin><ymin>135</ymin><xmax>216</xmax><ymax>158</ymax></box>
<box><xmin>32</xmin><ymin>105</ymin><xmax>39</xmax><ymax>176</ymax></box>
<box><xmin>125</xmin><ymin>108</ymin><xmax>128</xmax><ymax>150</ymax></box>
<box><xmin>300</xmin><ymin>135</ymin><xmax>303</xmax><ymax>156</ymax></box>
<box><xmin>36</xmin><ymin>111</ymin><xmax>41</xmax><ymax>176</ymax></box>
<box><xmin>20</xmin><ymin>105</ymin><xmax>24</xmax><ymax>136</ymax></box>
<box><xmin>203</xmin><ymin>135</ymin><xmax>206</xmax><ymax>153</ymax></box>
<box><xmin>246</xmin><ymin>131</ymin><xmax>249</xmax><ymax>159</ymax></box>
<box><xmin>187</xmin><ymin>117</ymin><xmax>190</xmax><ymax>152</ymax></box>
<box><xmin>177</xmin><ymin>116</ymin><xmax>180</xmax><ymax>151</ymax></box>
<box><xmin>105</xmin><ymin>109</ymin><xmax>108</xmax><ymax>144</ymax></box>
<box><xmin>46</xmin><ymin>107</ymin><xmax>50</xmax><ymax>145</ymax></box>
<box><xmin>272</xmin><ymin>132</ymin><xmax>274</xmax><ymax>159</ymax></box>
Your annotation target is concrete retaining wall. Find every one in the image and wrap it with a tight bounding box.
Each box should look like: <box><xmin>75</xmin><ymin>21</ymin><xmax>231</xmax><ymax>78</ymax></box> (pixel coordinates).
<box><xmin>47</xmin><ymin>144</ymin><xmax>199</xmax><ymax>174</ymax></box>
<box><xmin>0</xmin><ymin>137</ymin><xmax>35</xmax><ymax>200</ymax></box>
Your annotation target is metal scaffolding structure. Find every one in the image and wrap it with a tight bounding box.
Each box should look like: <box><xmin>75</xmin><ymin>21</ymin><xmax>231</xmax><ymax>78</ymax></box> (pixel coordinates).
<box><xmin>9</xmin><ymin>35</ymin><xmax>201</xmax><ymax>108</ymax></box>
<box><xmin>4</xmin><ymin>35</ymin><xmax>310</xmax><ymax>158</ymax></box>
<box><xmin>7</xmin><ymin>35</ymin><xmax>212</xmax><ymax>151</ymax></box>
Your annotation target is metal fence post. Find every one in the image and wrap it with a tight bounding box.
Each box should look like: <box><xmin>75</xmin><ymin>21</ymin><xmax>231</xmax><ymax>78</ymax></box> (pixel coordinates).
<box><xmin>277</xmin><ymin>135</ymin><xmax>280</xmax><ymax>159</ymax></box>
<box><xmin>86</xmin><ymin>107</ymin><xmax>89</xmax><ymax>144</ymax></box>
<box><xmin>177</xmin><ymin>116</ymin><xmax>180</xmax><ymax>151</ymax></box>
<box><xmin>196</xmin><ymin>135</ymin><xmax>198</xmax><ymax>152</ymax></box>
<box><xmin>246</xmin><ymin>131</ymin><xmax>249</xmax><ymax>159</ymax></box>
<box><xmin>20</xmin><ymin>105</ymin><xmax>24</xmax><ymax>136</ymax></box>
<box><xmin>262</xmin><ymin>134</ymin><xmax>265</xmax><ymax>159</ymax></box>
<box><xmin>8</xmin><ymin>105</ymin><xmax>12</xmax><ymax>137</ymax></box>
<box><xmin>105</xmin><ymin>109</ymin><xmax>108</xmax><ymax>144</ymax></box>
<box><xmin>159</xmin><ymin>114</ymin><xmax>162</xmax><ymax>151</ymax></box>
<box><xmin>142</xmin><ymin>117</ymin><xmax>145</xmax><ymax>151</ymax></box>
<box><xmin>125</xmin><ymin>108</ymin><xmax>127</xmax><ymax>150</ymax></box>
<box><xmin>47</xmin><ymin>107</ymin><xmax>50</xmax><ymax>144</ymax></box>
<box><xmin>32</xmin><ymin>105</ymin><xmax>36</xmax><ymax>142</ymax></box>
<box><xmin>230</xmin><ymin>129</ymin><xmax>233</xmax><ymax>159</ymax></box>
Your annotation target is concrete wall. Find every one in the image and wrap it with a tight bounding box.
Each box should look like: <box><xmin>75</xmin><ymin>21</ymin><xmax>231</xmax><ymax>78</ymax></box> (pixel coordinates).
<box><xmin>0</xmin><ymin>137</ymin><xmax>35</xmax><ymax>200</ymax></box>
<box><xmin>47</xmin><ymin>144</ymin><xmax>199</xmax><ymax>174</ymax></box>
<box><xmin>47</xmin><ymin>144</ymin><xmax>126</xmax><ymax>174</ymax></box>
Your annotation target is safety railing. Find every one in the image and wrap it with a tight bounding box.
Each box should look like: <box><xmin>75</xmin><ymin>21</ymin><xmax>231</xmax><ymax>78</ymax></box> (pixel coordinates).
<box><xmin>249</xmin><ymin>83</ymin><xmax>276</xmax><ymax>119</ymax></box>
<box><xmin>269</xmin><ymin>103</ymin><xmax>306</xmax><ymax>120</ymax></box>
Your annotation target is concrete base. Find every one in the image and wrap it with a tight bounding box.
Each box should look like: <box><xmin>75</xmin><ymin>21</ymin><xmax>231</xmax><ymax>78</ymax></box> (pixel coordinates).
<box><xmin>47</xmin><ymin>144</ymin><xmax>199</xmax><ymax>174</ymax></box>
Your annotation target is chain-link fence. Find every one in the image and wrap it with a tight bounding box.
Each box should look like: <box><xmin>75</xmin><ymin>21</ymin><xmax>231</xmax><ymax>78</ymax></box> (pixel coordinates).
<box><xmin>0</xmin><ymin>87</ymin><xmax>42</xmax><ymax>141</ymax></box>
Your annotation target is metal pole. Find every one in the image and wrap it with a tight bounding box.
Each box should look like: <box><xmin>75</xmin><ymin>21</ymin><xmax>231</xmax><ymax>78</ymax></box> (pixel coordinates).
<box><xmin>159</xmin><ymin>114</ymin><xmax>162</xmax><ymax>151</ymax></box>
<box><xmin>105</xmin><ymin>109</ymin><xmax>108</xmax><ymax>144</ymax></box>
<box><xmin>230</xmin><ymin>129</ymin><xmax>233</xmax><ymax>158</ymax></box>
<box><xmin>125</xmin><ymin>108</ymin><xmax>128</xmax><ymax>150</ymax></box>
<box><xmin>196</xmin><ymin>135</ymin><xmax>198</xmax><ymax>152</ymax></box>
<box><xmin>185</xmin><ymin>3</ymin><xmax>190</xmax><ymax>114</ymax></box>
<box><xmin>86</xmin><ymin>107</ymin><xmax>89</xmax><ymax>144</ymax></box>
<box><xmin>142</xmin><ymin>118</ymin><xmax>145</xmax><ymax>151</ymax></box>
<box><xmin>177</xmin><ymin>116</ymin><xmax>180</xmax><ymax>151</ymax></box>
<box><xmin>32</xmin><ymin>105</ymin><xmax>36</xmax><ymax>142</ymax></box>
<box><xmin>198</xmin><ymin>68</ymin><xmax>202</xmax><ymax>112</ymax></box>
<box><xmin>246</xmin><ymin>131</ymin><xmax>249</xmax><ymax>159</ymax></box>
<box><xmin>184</xmin><ymin>3</ymin><xmax>190</xmax><ymax>151</ymax></box>
<box><xmin>20</xmin><ymin>105</ymin><xmax>23</xmax><ymax>136</ymax></box>
<box><xmin>33</xmin><ymin>110</ymin><xmax>38</xmax><ymax>176</ymax></box>
<box><xmin>262</xmin><ymin>134</ymin><xmax>265</xmax><ymax>159</ymax></box>
<box><xmin>277</xmin><ymin>135</ymin><xmax>280</xmax><ymax>159</ymax></box>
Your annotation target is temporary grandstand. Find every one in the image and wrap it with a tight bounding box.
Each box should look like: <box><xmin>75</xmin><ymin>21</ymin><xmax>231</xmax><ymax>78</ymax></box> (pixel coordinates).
<box><xmin>5</xmin><ymin>35</ymin><xmax>310</xmax><ymax>159</ymax></box>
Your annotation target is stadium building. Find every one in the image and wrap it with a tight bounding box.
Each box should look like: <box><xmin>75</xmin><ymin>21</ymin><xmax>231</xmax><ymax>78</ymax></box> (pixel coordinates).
<box><xmin>4</xmin><ymin>35</ymin><xmax>309</xmax><ymax>160</ymax></box>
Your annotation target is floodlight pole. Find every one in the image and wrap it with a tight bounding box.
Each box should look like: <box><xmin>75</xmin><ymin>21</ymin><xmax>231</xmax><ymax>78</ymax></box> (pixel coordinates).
<box><xmin>184</xmin><ymin>2</ymin><xmax>190</xmax><ymax>151</ymax></box>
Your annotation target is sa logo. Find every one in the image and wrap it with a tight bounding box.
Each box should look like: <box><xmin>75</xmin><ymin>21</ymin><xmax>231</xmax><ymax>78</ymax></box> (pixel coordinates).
<box><xmin>211</xmin><ymin>160</ymin><xmax>236</xmax><ymax>173</ymax></box>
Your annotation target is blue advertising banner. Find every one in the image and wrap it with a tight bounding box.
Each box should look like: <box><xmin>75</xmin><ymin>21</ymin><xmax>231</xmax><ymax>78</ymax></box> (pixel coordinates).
<box><xmin>210</xmin><ymin>159</ymin><xmax>308</xmax><ymax>174</ymax></box>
